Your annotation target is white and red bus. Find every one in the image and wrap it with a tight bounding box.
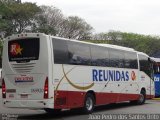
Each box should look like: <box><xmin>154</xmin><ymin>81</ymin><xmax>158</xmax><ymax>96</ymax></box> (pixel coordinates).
<box><xmin>2</xmin><ymin>33</ymin><xmax>154</xmax><ymax>113</ymax></box>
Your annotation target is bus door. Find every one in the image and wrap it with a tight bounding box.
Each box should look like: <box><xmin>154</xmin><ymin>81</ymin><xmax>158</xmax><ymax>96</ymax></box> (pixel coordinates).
<box><xmin>139</xmin><ymin>55</ymin><xmax>154</xmax><ymax>99</ymax></box>
<box><xmin>149</xmin><ymin>58</ymin><xmax>155</xmax><ymax>98</ymax></box>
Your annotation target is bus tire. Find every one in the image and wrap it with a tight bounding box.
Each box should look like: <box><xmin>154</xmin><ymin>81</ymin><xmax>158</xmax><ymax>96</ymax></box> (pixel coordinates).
<box><xmin>83</xmin><ymin>93</ymin><xmax>95</xmax><ymax>114</ymax></box>
<box><xmin>44</xmin><ymin>108</ymin><xmax>61</xmax><ymax>114</ymax></box>
<box><xmin>130</xmin><ymin>89</ymin><xmax>146</xmax><ymax>105</ymax></box>
<box><xmin>137</xmin><ymin>89</ymin><xmax>146</xmax><ymax>105</ymax></box>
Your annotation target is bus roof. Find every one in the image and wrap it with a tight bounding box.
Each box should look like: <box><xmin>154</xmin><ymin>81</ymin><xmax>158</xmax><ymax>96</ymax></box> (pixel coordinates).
<box><xmin>51</xmin><ymin>36</ymin><xmax>136</xmax><ymax>52</ymax></box>
<box><xmin>150</xmin><ymin>57</ymin><xmax>160</xmax><ymax>63</ymax></box>
<box><xmin>137</xmin><ymin>52</ymin><xmax>149</xmax><ymax>57</ymax></box>
<box><xmin>7</xmin><ymin>33</ymin><xmax>137</xmax><ymax>53</ymax></box>
<box><xmin>98</xmin><ymin>44</ymin><xmax>135</xmax><ymax>51</ymax></box>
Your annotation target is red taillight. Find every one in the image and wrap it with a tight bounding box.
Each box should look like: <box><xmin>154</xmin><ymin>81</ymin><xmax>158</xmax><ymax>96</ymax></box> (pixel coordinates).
<box><xmin>2</xmin><ymin>79</ymin><xmax>6</xmax><ymax>98</ymax></box>
<box><xmin>44</xmin><ymin>77</ymin><xmax>48</xmax><ymax>99</ymax></box>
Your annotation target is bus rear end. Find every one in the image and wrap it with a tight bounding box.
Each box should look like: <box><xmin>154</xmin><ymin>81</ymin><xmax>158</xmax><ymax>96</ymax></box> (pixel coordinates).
<box><xmin>2</xmin><ymin>33</ymin><xmax>54</xmax><ymax>109</ymax></box>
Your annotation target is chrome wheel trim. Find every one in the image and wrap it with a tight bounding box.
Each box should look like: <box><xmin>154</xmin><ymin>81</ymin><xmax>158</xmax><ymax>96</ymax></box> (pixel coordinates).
<box><xmin>86</xmin><ymin>97</ymin><xmax>93</xmax><ymax>111</ymax></box>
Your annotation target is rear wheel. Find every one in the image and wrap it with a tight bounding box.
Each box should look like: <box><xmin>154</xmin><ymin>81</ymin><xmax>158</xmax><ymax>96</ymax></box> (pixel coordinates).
<box><xmin>83</xmin><ymin>93</ymin><xmax>95</xmax><ymax>114</ymax></box>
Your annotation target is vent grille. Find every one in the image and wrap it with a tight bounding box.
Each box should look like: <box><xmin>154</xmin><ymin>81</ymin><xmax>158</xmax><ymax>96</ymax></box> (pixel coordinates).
<box><xmin>11</xmin><ymin>63</ymin><xmax>36</xmax><ymax>73</ymax></box>
<box><xmin>55</xmin><ymin>97</ymin><xmax>66</xmax><ymax>106</ymax></box>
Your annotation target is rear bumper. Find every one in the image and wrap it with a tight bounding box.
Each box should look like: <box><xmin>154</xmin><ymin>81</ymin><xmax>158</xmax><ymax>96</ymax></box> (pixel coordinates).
<box><xmin>2</xmin><ymin>99</ymin><xmax>54</xmax><ymax>109</ymax></box>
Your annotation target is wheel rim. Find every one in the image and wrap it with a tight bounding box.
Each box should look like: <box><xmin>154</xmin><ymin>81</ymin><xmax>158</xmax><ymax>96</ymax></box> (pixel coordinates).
<box><xmin>86</xmin><ymin>97</ymin><xmax>93</xmax><ymax>111</ymax></box>
<box><xmin>139</xmin><ymin>94</ymin><xmax>144</xmax><ymax>103</ymax></box>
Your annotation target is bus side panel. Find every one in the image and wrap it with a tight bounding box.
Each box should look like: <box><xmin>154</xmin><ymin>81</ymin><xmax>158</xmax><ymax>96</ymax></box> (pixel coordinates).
<box><xmin>53</xmin><ymin>90</ymin><xmax>141</xmax><ymax>109</ymax></box>
<box><xmin>138</xmin><ymin>71</ymin><xmax>155</xmax><ymax>99</ymax></box>
<box><xmin>154</xmin><ymin>74</ymin><xmax>160</xmax><ymax>97</ymax></box>
<box><xmin>54</xmin><ymin>90</ymin><xmax>85</xmax><ymax>109</ymax></box>
<box><xmin>95</xmin><ymin>93</ymin><xmax>140</xmax><ymax>105</ymax></box>
<box><xmin>53</xmin><ymin>64</ymin><xmax>142</xmax><ymax>109</ymax></box>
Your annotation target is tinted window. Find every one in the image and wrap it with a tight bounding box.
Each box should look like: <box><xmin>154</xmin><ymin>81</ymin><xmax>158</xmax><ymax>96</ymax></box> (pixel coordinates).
<box><xmin>67</xmin><ymin>41</ymin><xmax>91</xmax><ymax>65</ymax></box>
<box><xmin>118</xmin><ymin>51</ymin><xmax>125</xmax><ymax>68</ymax></box>
<box><xmin>52</xmin><ymin>38</ymin><xmax>139</xmax><ymax>69</ymax></box>
<box><xmin>90</xmin><ymin>46</ymin><xmax>109</xmax><ymax>66</ymax></box>
<box><xmin>125</xmin><ymin>52</ymin><xmax>138</xmax><ymax>69</ymax></box>
<box><xmin>53</xmin><ymin>38</ymin><xmax>68</xmax><ymax>64</ymax></box>
<box><xmin>139</xmin><ymin>55</ymin><xmax>151</xmax><ymax>77</ymax></box>
<box><xmin>8</xmin><ymin>38</ymin><xmax>39</xmax><ymax>62</ymax></box>
<box><xmin>153</xmin><ymin>64</ymin><xmax>160</xmax><ymax>74</ymax></box>
<box><xmin>109</xmin><ymin>49</ymin><xmax>125</xmax><ymax>68</ymax></box>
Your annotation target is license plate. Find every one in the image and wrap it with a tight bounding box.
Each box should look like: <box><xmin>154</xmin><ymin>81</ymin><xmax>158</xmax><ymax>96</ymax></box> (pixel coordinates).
<box><xmin>21</xmin><ymin>94</ymin><xmax>28</xmax><ymax>99</ymax></box>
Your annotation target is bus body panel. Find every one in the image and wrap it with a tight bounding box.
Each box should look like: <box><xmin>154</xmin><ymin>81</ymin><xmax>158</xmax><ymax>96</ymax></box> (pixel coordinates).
<box><xmin>53</xmin><ymin>63</ymin><xmax>154</xmax><ymax>109</ymax></box>
<box><xmin>138</xmin><ymin>71</ymin><xmax>155</xmax><ymax>98</ymax></box>
<box><xmin>154</xmin><ymin>74</ymin><xmax>160</xmax><ymax>97</ymax></box>
<box><xmin>151</xmin><ymin>57</ymin><xmax>160</xmax><ymax>97</ymax></box>
<box><xmin>138</xmin><ymin>53</ymin><xmax>155</xmax><ymax>99</ymax></box>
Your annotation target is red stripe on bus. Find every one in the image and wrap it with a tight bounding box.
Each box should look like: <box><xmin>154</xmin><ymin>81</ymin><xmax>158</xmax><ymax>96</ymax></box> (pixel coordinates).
<box><xmin>54</xmin><ymin>90</ymin><xmax>154</xmax><ymax>109</ymax></box>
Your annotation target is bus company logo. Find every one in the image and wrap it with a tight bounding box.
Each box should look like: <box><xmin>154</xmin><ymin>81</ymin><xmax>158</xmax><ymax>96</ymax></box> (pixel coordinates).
<box><xmin>154</xmin><ymin>76</ymin><xmax>160</xmax><ymax>82</ymax></box>
<box><xmin>10</xmin><ymin>43</ymin><xmax>23</xmax><ymax>56</ymax></box>
<box><xmin>92</xmin><ymin>69</ymin><xmax>129</xmax><ymax>81</ymax></box>
<box><xmin>131</xmin><ymin>71</ymin><xmax>136</xmax><ymax>81</ymax></box>
<box><xmin>15</xmin><ymin>76</ymin><xmax>33</xmax><ymax>83</ymax></box>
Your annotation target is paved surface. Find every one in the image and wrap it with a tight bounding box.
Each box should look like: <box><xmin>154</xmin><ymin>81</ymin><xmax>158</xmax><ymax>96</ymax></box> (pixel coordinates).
<box><xmin>0</xmin><ymin>89</ymin><xmax>160</xmax><ymax>120</ymax></box>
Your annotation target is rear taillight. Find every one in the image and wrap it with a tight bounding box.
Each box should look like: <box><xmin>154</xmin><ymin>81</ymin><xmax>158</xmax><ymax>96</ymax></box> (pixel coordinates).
<box><xmin>2</xmin><ymin>79</ymin><xmax>6</xmax><ymax>98</ymax></box>
<box><xmin>44</xmin><ymin>77</ymin><xmax>48</xmax><ymax>99</ymax></box>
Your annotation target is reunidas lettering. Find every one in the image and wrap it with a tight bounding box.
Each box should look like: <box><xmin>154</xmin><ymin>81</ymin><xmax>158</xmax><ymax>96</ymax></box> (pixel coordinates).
<box><xmin>92</xmin><ymin>69</ymin><xmax>129</xmax><ymax>81</ymax></box>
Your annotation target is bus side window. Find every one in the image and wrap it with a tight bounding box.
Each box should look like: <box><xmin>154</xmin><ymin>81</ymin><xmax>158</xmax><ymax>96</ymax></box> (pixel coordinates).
<box><xmin>153</xmin><ymin>63</ymin><xmax>160</xmax><ymax>74</ymax></box>
<box><xmin>139</xmin><ymin>55</ymin><xmax>151</xmax><ymax>77</ymax></box>
<box><xmin>125</xmin><ymin>52</ymin><xmax>138</xmax><ymax>69</ymax></box>
<box><xmin>67</xmin><ymin>41</ymin><xmax>91</xmax><ymax>66</ymax></box>
<box><xmin>90</xmin><ymin>46</ymin><xmax>109</xmax><ymax>67</ymax></box>
<box><xmin>109</xmin><ymin>49</ymin><xmax>119</xmax><ymax>68</ymax></box>
<box><xmin>109</xmin><ymin>49</ymin><xmax>125</xmax><ymax>68</ymax></box>
<box><xmin>52</xmin><ymin>39</ymin><xmax>69</xmax><ymax>64</ymax></box>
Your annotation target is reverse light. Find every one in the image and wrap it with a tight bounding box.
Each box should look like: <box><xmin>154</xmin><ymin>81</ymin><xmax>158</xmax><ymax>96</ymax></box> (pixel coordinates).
<box><xmin>44</xmin><ymin>77</ymin><xmax>48</xmax><ymax>99</ymax></box>
<box><xmin>2</xmin><ymin>79</ymin><xmax>6</xmax><ymax>98</ymax></box>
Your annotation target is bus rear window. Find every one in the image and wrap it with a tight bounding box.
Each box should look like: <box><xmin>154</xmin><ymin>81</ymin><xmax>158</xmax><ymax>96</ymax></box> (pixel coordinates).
<box><xmin>8</xmin><ymin>38</ymin><xmax>40</xmax><ymax>62</ymax></box>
